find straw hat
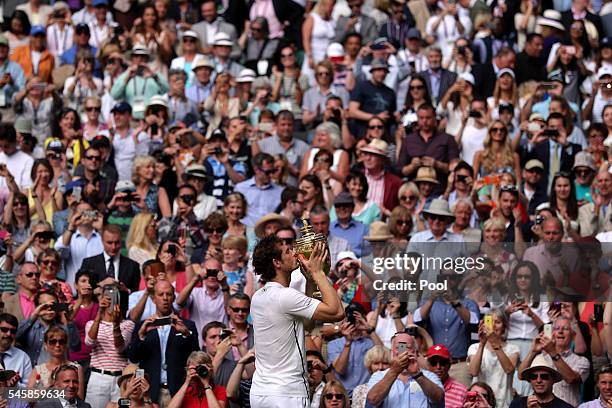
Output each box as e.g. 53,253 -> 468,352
360,139 -> 389,157
364,221 -> 393,241
254,214 -> 291,238
414,167 -> 439,184
520,354 -> 563,383
422,199 -> 454,219
537,10 -> 565,31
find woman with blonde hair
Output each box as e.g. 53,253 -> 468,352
222,235 -> 254,297
203,73 -> 240,136
271,154 -> 290,186
397,182 -> 421,232
472,121 -> 520,183
302,0 -> 336,85
351,346 -> 391,408
487,69 -> 519,125
168,351 -> 227,408
132,156 -> 172,217
223,193 -> 253,239
319,379 -> 349,408
388,205 -> 413,245
126,213 -> 159,266
81,96 -> 109,141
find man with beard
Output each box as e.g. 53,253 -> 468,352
517,317 -> 590,407
37,365 -> 91,407
426,344 -> 467,407
0,313 -> 31,388
511,354 -> 572,408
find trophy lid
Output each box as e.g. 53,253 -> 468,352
296,218 -> 326,245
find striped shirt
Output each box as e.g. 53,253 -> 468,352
444,377 -> 468,408
85,320 -> 135,371
365,169 -> 385,209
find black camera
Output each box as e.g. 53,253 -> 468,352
456,175 -> 468,183
457,45 -> 466,55
167,245 -> 177,257
468,110 -> 482,118
213,147 -> 223,155
535,215 -> 544,225
195,365 -> 209,378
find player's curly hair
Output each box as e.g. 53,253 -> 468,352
252,235 -> 283,283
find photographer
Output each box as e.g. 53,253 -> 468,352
168,351 -> 226,408
105,364 -> 157,408
85,291 -> 135,408
16,288 -> 80,366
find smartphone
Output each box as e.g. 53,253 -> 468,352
118,399 -> 131,406
543,129 -> 559,138
466,391 -> 479,403
150,124 -> 159,135
543,323 -> 553,338
83,210 -> 98,220
36,231 -> 56,241
220,329 -> 232,341
594,304 -> 604,323
205,268 -> 219,279
456,175 -> 468,183
150,316 -> 173,327
515,295 -> 525,303
540,82 -> 557,90
484,314 -> 493,332
551,301 -> 562,312
468,110 -> 482,118
535,215 -> 544,225
397,342 -> 407,354
181,227 -> 190,241
148,262 -> 164,278
52,303 -> 70,313
72,186 -> 82,203
258,122 -> 274,134
135,369 -> 145,379
167,245 -> 177,257
527,122 -> 542,132
0,370 -> 17,382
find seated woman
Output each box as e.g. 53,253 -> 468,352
329,171 -> 381,225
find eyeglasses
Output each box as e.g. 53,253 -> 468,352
324,394 -> 344,401
230,306 -> 249,313
516,274 -> 531,280
0,327 -> 17,335
47,338 -> 67,346
86,155 -> 101,161
396,220 -> 411,226
400,195 -> 416,201
41,260 -> 59,267
491,127 -> 506,133
316,71 -> 331,77
368,125 -> 384,130
281,52 -> 294,58
575,169 -> 592,177
85,106 -> 101,112
13,201 -> 27,207
553,326 -> 572,332
179,195 -> 196,203
205,228 -> 225,234
410,85 -> 424,90
258,168 -> 275,175
24,272 -> 41,278
107,58 -> 119,64
528,373 -> 551,381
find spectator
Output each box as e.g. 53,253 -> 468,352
105,364 -> 157,408
186,57 -> 215,106
192,0 -> 239,57
309,206 -> 352,268
126,280 -> 199,405
3,262 -> 40,322
427,344 -> 468,408
511,354 -> 573,408
0,312 -> 32,388
37,364 -> 91,408
0,34 -> 26,123
351,346 -> 390,408
578,364 -> 612,408
127,260 -> 162,322
579,169 -> 612,235
366,331 -> 444,406
515,33 -> 546,85
11,25 -> 54,83
69,269 -> 98,366
125,213 -> 158,267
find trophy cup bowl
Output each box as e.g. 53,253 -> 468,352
294,219 -> 331,298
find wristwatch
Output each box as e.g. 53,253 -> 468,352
551,354 -> 561,361
412,371 -> 424,380
203,386 -> 213,391
451,301 -> 461,308
334,324 -> 340,334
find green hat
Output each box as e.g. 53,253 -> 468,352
14,117 -> 32,134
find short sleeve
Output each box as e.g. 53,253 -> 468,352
277,287 -> 321,320
467,342 -> 479,358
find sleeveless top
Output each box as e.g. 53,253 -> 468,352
309,13 -> 336,63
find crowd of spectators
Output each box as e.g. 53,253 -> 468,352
0,0 -> 609,406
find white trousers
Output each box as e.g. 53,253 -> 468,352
250,394 -> 309,408
85,370 -> 121,408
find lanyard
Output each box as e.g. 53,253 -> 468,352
53,26 -> 68,55
132,77 -> 148,97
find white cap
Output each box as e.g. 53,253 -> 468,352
597,65 -> 612,80
146,95 -> 168,109
458,72 -> 475,85
236,68 -> 256,83
335,251 -> 358,267
327,42 -> 345,59
213,32 -> 232,46
182,30 -> 199,39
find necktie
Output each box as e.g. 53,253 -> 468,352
107,258 -> 115,278
551,144 -> 560,176
0,352 -> 6,369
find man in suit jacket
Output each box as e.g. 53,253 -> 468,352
471,47 -> 516,99
126,280 -> 199,405
334,0 -> 378,44
192,0 -> 240,60
560,0 -> 604,36
36,364 -> 91,408
3,263 -> 40,323
418,46 -> 457,103
360,139 -> 402,213
81,224 -> 140,294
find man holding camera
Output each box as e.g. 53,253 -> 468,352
367,331 -> 444,407
84,290 -> 135,408
127,280 -> 199,405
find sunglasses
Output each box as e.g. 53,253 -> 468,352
0,327 -> 17,335
410,85 -> 424,90
396,220 -> 411,226
230,306 -> 249,313
47,338 -> 67,346
427,214 -> 448,222
400,195 -> 416,201
86,106 -> 101,112
324,393 -> 344,400
429,358 -> 449,367
575,169 -> 592,177
86,155 -> 101,161
516,274 -> 531,280
368,125 -> 384,130
258,168 -> 275,175
24,272 -> 41,278
528,373 -> 551,381
179,195 -> 196,203
279,237 -> 295,245
491,127 -> 506,133
281,52 -> 294,58
316,71 -> 331,77
13,201 -> 27,207
183,37 -> 196,43
41,260 -> 59,266
205,228 -> 225,234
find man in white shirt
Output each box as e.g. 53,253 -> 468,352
249,236 -> 344,408
0,123 -> 34,190
87,0 -> 112,48
72,0 -> 114,25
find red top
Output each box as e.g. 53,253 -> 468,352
182,384 -> 227,408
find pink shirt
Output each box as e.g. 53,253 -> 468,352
19,292 -> 35,320
365,169 -> 385,209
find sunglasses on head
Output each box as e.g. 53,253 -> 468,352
47,338 -> 67,346
0,327 -> 17,335
528,372 -> 551,381
324,393 -> 344,401
230,306 -> 249,313
555,171 -> 571,178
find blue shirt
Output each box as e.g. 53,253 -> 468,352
327,336 -> 373,395
2,346 -> 32,388
365,368 -> 443,408
186,81 -> 213,105
0,60 -> 25,105
234,177 -> 283,227
413,298 -> 479,358
330,219 -> 369,257
60,45 -> 101,76
157,323 -> 171,383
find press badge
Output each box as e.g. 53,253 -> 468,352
133,98 -> 145,116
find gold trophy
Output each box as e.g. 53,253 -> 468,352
294,219 -> 331,299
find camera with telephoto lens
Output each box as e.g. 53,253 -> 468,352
195,365 -> 209,378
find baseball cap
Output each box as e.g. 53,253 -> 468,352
92,0 -> 108,7
30,25 -> 46,36
497,68 -> 515,79
115,180 -> 136,192
426,344 -> 451,360
75,23 -> 90,34
597,65 -> 612,80
111,102 -> 132,114
407,28 -> 421,40
90,135 -> 111,149
46,140 -> 64,152
326,42 -> 345,62
525,159 -> 544,171
208,128 -> 227,141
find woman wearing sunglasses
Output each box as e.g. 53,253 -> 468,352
473,120 -> 520,185
397,182 -> 420,233
2,188 -> 32,257
468,307 -> 520,408
319,380 -> 349,408
27,326 -> 84,399
81,97 -> 109,141
64,50 -> 103,113
131,155 -> 172,218
37,248 -> 73,303
13,220 -> 52,264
